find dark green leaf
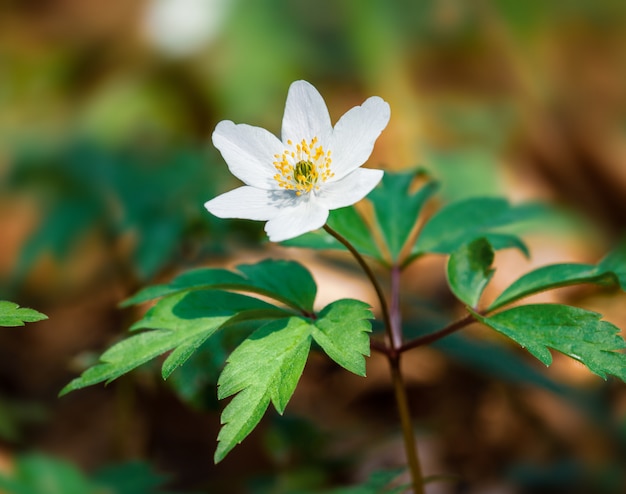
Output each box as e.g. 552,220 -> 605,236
93,461 -> 178,494
447,238 -> 495,307
236,259 -> 317,312
122,259 -> 317,312
0,301 -> 47,327
281,207 -> 382,261
598,241 -> 626,289
412,197 -> 544,258
472,304 -> 626,381
121,269 -> 245,306
483,233 -> 530,258
318,468 -> 407,494
368,171 -> 439,260
489,264 -> 618,311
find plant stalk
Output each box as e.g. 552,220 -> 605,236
322,224 -> 424,492
390,356 -> 424,494
399,313 -> 476,353
323,225 -> 395,353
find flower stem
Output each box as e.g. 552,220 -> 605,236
390,356 -> 424,494
322,224 -> 424,493
322,224 -> 395,354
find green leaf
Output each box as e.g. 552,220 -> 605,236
482,232 -> 530,258
215,299 -> 373,462
597,241 -> 626,289
236,259 -> 317,312
281,206 -> 382,261
310,300 -> 372,376
121,259 -> 317,312
318,468 -> 408,494
447,238 -> 495,307
0,301 -> 47,327
412,197 -> 544,259
0,454 -> 180,494
60,291 -> 285,395
120,268 -> 244,306
0,453 -> 94,494
215,317 -> 312,463
368,171 -> 439,261
472,304 -> 626,381
489,264 -> 618,311
93,461 -> 178,494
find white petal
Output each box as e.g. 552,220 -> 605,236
328,96 -> 390,180
317,168 -> 384,210
212,120 -> 284,189
281,80 -> 332,146
264,198 -> 329,242
205,186 -> 292,220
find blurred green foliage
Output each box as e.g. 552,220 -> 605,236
0,455 -> 181,494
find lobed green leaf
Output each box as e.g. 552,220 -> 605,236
60,291 -> 287,395
447,238 -> 495,307
214,299 -> 373,462
215,317 -> 312,463
0,301 -> 47,327
472,304 -> 626,381
310,299 -> 373,376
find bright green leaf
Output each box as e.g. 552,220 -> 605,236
447,238 -> 495,307
215,298 -> 373,462
412,197 -> 544,259
60,291 -> 285,395
472,304 -> 626,381
0,301 -> 47,327
215,317 -> 312,463
310,299 -> 372,376
369,171 -> 438,260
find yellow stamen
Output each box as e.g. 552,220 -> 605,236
272,137 -> 333,195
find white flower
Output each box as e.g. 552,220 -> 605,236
205,80 -> 390,242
